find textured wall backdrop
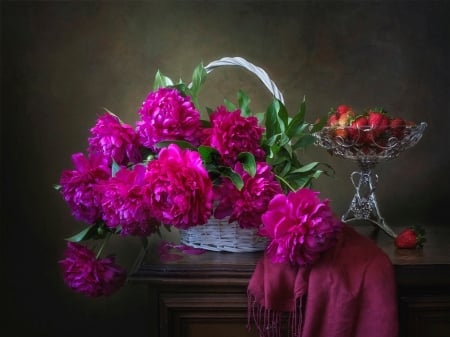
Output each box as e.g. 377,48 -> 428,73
2,1 -> 449,336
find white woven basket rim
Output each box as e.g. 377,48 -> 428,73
179,216 -> 268,253
190,56 -> 284,104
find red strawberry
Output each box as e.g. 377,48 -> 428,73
327,113 -> 339,127
337,110 -> 355,127
367,111 -> 390,142
336,104 -> 352,117
334,127 -> 348,139
389,117 -> 406,139
394,225 -> 426,249
368,111 -> 389,133
348,116 -> 369,144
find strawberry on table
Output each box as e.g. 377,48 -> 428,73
394,225 -> 426,249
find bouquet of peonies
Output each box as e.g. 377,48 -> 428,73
56,57 -> 340,297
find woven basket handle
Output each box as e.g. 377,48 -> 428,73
202,56 -> 285,104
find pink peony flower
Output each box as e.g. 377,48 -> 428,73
97,164 -> 160,236
88,112 -> 142,166
136,87 -> 203,150
144,144 -> 213,229
214,162 -> 282,229
59,153 -> 111,224
206,106 -> 265,165
59,242 -> 127,297
259,188 -> 343,266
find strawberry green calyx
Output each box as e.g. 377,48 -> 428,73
411,225 -> 426,248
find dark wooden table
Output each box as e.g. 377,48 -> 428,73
130,224 -> 450,337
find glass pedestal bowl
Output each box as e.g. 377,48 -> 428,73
314,122 -> 427,238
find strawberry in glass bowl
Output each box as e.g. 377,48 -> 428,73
314,105 -> 427,238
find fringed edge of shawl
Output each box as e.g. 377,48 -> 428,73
247,292 -> 304,337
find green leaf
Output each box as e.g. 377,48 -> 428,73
266,134 -> 279,147
278,160 -> 291,177
292,134 -> 317,150
216,166 -> 244,190
318,162 -> 335,177
289,161 -> 320,174
310,116 -> 327,133
286,112 -> 306,140
237,152 -> 256,177
267,143 -> 282,161
284,170 -> 320,189
255,111 -> 265,124
299,95 -> 307,120
311,169 -> 324,179
190,63 -> 207,96
279,133 -> 291,147
198,145 -> 220,165
237,90 -> 252,117
265,99 -> 281,139
224,98 -> 236,111
276,100 -> 289,132
200,119 -> 211,128
294,123 -> 309,137
155,140 -> 196,150
102,108 -> 123,122
296,177 -> 312,189
66,225 -> 99,242
172,83 -> 190,96
267,148 -> 291,166
153,70 -> 174,90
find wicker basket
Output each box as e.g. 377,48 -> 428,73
179,216 -> 268,252
179,56 -> 284,253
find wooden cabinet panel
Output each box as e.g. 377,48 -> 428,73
130,225 -> 450,337
399,295 -> 450,337
159,293 -> 258,337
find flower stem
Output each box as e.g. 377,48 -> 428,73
275,175 -> 296,193
96,232 -> 112,259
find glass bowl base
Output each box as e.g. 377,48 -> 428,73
342,198 -> 397,238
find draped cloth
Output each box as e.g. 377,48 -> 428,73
247,225 -> 398,337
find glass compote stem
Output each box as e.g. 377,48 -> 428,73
342,159 -> 396,238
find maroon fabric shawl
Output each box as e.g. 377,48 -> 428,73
247,225 -> 398,337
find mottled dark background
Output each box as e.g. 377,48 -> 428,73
1,1 -> 449,336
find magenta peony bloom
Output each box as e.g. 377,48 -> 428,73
88,111 -> 142,166
206,106 -> 265,165
259,188 -> 343,267
214,162 -> 282,229
59,242 -> 127,297
144,144 -> 213,229
59,153 -> 111,224
136,87 -> 203,150
97,164 -> 160,236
